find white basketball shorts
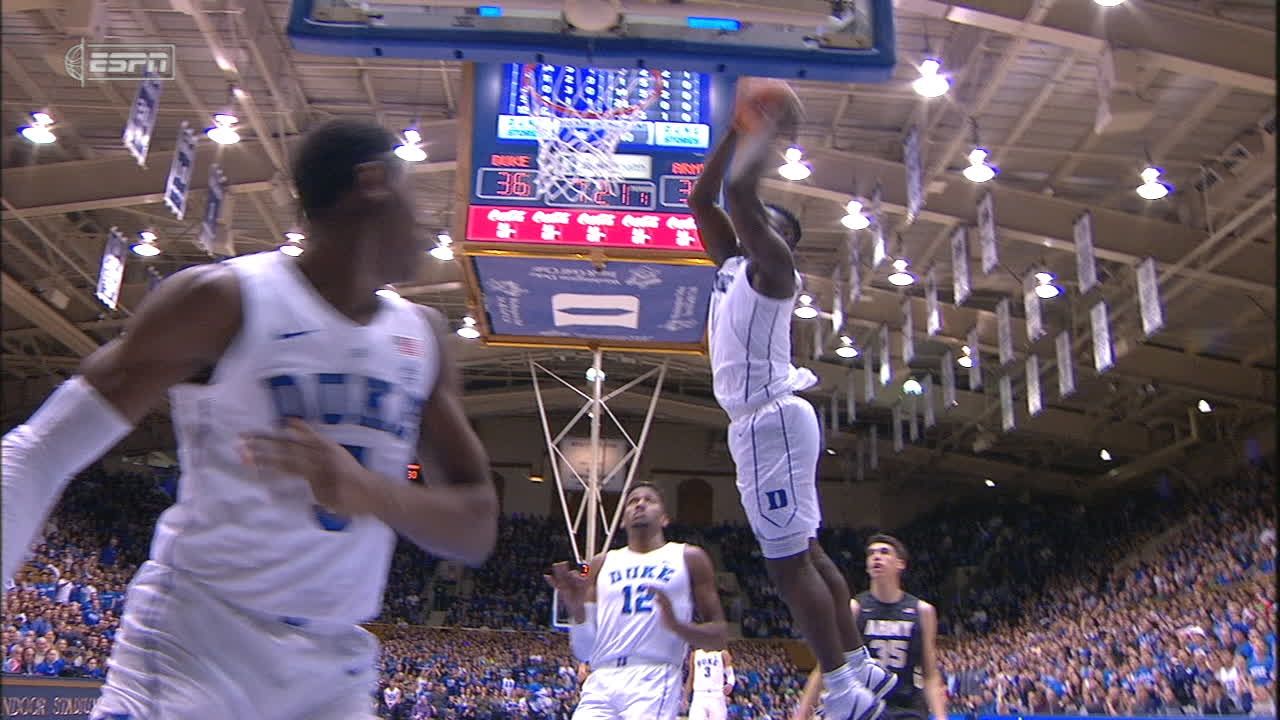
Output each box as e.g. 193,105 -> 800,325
727,394 -> 822,559
573,663 -> 683,720
91,561 -> 379,720
688,691 -> 729,720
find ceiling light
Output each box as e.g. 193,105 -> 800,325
903,378 -> 923,395
1136,167 -> 1171,200
279,242 -> 304,257
206,113 -> 240,145
984,478 -> 996,488
794,293 -> 819,319
841,200 -> 870,230
912,58 -> 950,98
529,474 -> 544,483
887,258 -> 915,286
585,367 -> 606,382
376,286 -> 401,299
778,146 -> 811,181
962,147 -> 997,183
1094,0 -> 1125,6
19,111 -> 56,144
835,335 -> 859,358
285,231 -> 305,243
1033,271 -> 1060,299
1099,449 -> 1112,461
395,128 -> 428,162
131,236 -> 161,257
429,232 -> 455,260
1197,399 -> 1212,414
825,448 -> 837,456
456,316 -> 481,339
957,354 -> 973,368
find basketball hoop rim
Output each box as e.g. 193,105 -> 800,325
521,64 -> 664,120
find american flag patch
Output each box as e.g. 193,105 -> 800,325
393,335 -> 423,358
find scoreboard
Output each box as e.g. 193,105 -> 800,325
465,62 -> 736,252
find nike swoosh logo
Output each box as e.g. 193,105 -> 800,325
276,330 -> 318,340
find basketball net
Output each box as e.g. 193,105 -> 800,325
522,65 -> 663,204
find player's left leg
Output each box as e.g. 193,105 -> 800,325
275,620 -> 381,720
617,664 -> 684,720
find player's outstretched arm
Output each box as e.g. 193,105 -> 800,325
2,264 -> 242,583
723,120 -> 796,300
690,126 -> 740,267
365,306 -> 497,565
920,601 -> 948,720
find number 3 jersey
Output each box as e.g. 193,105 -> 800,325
151,251 -> 438,626
591,542 -> 693,668
855,591 -> 927,711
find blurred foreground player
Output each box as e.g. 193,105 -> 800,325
695,80 -> 894,720
545,483 -> 727,720
794,535 -> 947,720
2,118 -> 498,719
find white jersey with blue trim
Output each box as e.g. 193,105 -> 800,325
591,542 -> 693,668
151,250 -> 437,625
692,649 -> 727,693
707,256 -> 817,420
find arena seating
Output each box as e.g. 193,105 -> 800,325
3,462 -> 1274,719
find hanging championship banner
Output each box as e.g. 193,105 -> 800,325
871,184 -> 887,269
95,227 -> 128,310
908,396 -> 919,442
967,326 -> 983,390
869,426 -> 879,469
830,393 -> 839,433
941,351 -> 957,409
1091,300 -> 1113,372
996,298 -> 1014,366
855,439 -> 865,483
878,323 -> 891,386
1024,274 -> 1044,342
904,127 -> 923,222
811,319 -> 824,362
848,230 -> 863,302
845,369 -> 856,421
951,226 -> 971,306
164,121 -> 196,220
902,299 -> 915,365
979,192 -> 998,275
123,76 -> 162,167
197,163 -> 228,254
1056,329 -> 1076,398
926,268 -> 942,336
1137,257 -> 1165,337
892,404 -> 903,452
832,269 -> 845,335
864,348 -> 876,401
999,375 -> 1015,431
1026,354 -> 1042,417
922,374 -> 936,428
1074,211 -> 1098,294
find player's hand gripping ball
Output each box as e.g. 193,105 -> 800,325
733,79 -> 804,135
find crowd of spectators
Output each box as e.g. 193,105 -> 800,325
2,459 -> 1275,719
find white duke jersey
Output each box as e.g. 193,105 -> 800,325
707,256 -> 817,420
151,251 -> 437,625
591,542 -> 693,668
692,649 -> 727,693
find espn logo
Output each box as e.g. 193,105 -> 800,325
65,41 -> 176,85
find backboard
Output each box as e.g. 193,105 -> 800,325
288,0 -> 895,82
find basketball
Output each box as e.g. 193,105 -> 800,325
733,79 -> 803,134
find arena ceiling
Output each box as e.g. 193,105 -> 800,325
1,0 -> 1275,495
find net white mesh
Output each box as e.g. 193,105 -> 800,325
522,65 -> 662,205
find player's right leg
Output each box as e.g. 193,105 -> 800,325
728,397 -> 883,720
572,669 -> 621,720
810,540 -> 897,700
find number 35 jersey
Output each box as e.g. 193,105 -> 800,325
855,591 -> 927,711
152,250 -> 437,626
591,542 -> 693,668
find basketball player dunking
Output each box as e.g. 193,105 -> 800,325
684,647 -> 735,720
794,535 -> 947,720
694,86 -> 894,720
1,119 -> 499,719
545,483 -> 727,720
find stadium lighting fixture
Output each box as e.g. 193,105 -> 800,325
778,147 -> 812,181
456,316 -> 481,339
1136,167 -> 1171,200
794,294 -> 819,319
912,59 -> 950,98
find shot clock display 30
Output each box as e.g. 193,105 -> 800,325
466,62 -> 735,251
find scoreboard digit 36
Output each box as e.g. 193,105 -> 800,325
459,62 -> 737,352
